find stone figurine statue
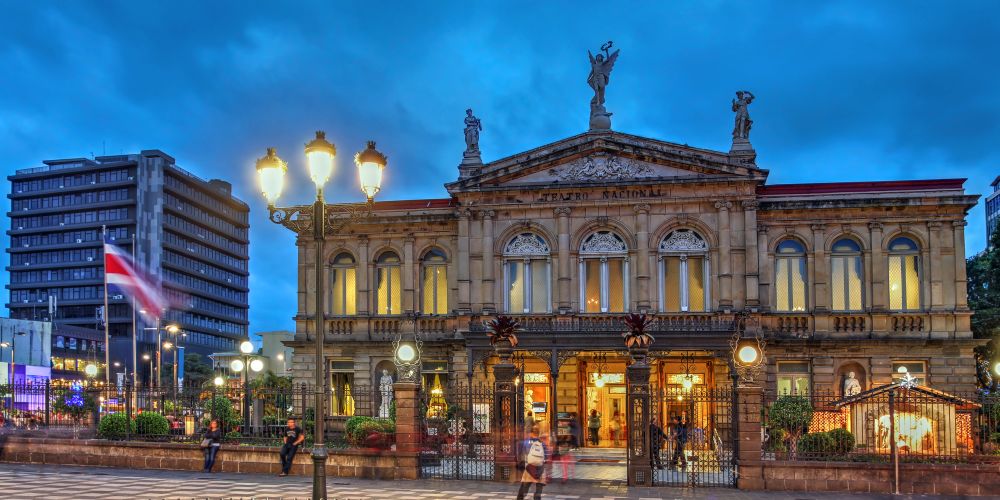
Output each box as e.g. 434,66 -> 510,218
731,90 -> 755,140
587,41 -> 620,130
463,109 -> 482,153
378,369 -> 394,418
843,371 -> 861,397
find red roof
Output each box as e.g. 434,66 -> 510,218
758,179 -> 966,196
372,198 -> 456,210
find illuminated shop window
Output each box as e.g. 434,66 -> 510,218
579,231 -> 628,313
329,253 -> 357,315
888,237 -> 921,311
658,229 -> 709,312
775,239 -> 807,312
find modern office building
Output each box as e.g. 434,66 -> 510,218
986,176 -> 1000,245
6,150 -> 250,382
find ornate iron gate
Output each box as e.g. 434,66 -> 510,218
418,382 -> 496,480
650,386 -> 736,487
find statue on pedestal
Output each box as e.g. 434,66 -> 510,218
463,109 -> 482,154
587,41 -> 620,130
843,371 -> 861,397
378,369 -> 394,418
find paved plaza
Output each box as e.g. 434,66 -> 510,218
0,463 -> 969,500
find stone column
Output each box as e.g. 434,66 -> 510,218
457,209 -> 472,314
634,204 -> 651,311
810,224 -> 827,313
757,226 -> 770,311
625,353 -> 651,485
869,222 -> 886,311
393,381 -> 421,479
954,221 -> 969,310
555,207 -> 572,313
928,221 -> 944,310
736,384 -> 764,490
743,200 -> 760,308
403,234 -> 415,314
481,210 -> 496,314
492,344 -> 518,481
357,236 -> 370,315
716,201 -> 733,309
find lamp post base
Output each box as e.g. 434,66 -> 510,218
311,444 -> 328,499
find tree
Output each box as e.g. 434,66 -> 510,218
767,395 -> 813,460
967,228 -> 1000,391
160,352 -> 213,388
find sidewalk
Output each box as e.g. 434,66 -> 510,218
0,463 -> 967,499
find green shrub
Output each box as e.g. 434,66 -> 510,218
827,428 -> 856,454
765,428 -> 787,452
98,413 -> 133,439
345,416 -> 370,441
134,412 -> 169,436
225,430 -> 242,439
346,416 -> 395,445
797,432 -> 835,455
768,395 -> 813,459
202,395 -> 241,432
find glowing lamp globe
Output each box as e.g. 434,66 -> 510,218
84,364 -> 98,377
595,376 -> 606,388
355,141 -> 387,200
682,378 -> 694,391
897,366 -> 908,374
737,345 -> 759,365
305,131 -> 336,188
249,359 -> 265,373
230,359 -> 245,373
213,376 -> 225,387
239,340 -> 255,354
255,147 -> 287,206
396,344 -> 416,363
994,362 -> 1000,377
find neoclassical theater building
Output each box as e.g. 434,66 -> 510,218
283,97 -> 978,445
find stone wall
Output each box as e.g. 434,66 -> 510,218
0,437 -> 418,480
760,460 -> 1000,496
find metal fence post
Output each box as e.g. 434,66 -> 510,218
125,383 -> 132,441
44,380 -> 50,427
889,389 -> 898,495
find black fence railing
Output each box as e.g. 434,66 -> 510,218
761,388 -> 1000,463
0,381 -> 394,450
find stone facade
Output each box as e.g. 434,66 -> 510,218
282,129 -> 980,414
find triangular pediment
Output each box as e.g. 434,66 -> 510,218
446,130 -> 766,194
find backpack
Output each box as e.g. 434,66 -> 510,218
525,439 -> 545,466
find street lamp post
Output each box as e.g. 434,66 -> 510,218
255,132 -> 386,499
142,353 -> 153,386
232,340 -> 263,436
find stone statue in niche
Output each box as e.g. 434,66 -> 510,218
379,369 -> 394,418
843,371 -> 862,397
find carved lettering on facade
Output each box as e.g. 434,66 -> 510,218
537,188 -> 664,203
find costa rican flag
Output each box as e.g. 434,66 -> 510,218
104,236 -> 167,316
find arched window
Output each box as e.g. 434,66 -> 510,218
831,238 -> 863,311
775,239 -> 807,312
888,236 -> 920,311
579,231 -> 628,313
421,248 -> 448,315
375,251 -> 401,315
503,233 -> 551,314
658,229 -> 709,312
329,252 -> 356,315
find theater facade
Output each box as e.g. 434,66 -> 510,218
282,119 -> 978,445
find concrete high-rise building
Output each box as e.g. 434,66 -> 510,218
6,150 -> 249,382
986,176 -> 1000,246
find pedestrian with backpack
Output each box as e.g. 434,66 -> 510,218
516,428 -> 548,500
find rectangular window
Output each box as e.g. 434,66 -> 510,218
663,257 -> 681,312
530,260 -> 548,313
422,265 -> 447,315
584,260 -> 601,313
376,266 -> 401,315
607,259 -> 624,312
891,361 -> 926,385
889,255 -> 920,311
776,361 -> 810,395
507,261 -> 525,313
687,256 -> 705,312
775,257 -> 807,312
330,267 -> 356,315
831,256 -> 863,311
330,370 -> 355,417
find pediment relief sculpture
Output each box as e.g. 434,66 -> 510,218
550,155 -> 654,182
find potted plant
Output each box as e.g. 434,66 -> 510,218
622,313 -> 655,360
485,315 -> 520,358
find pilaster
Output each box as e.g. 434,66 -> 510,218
928,221 -> 944,311
555,207 -> 572,313
743,200 -> 760,308
457,209 -> 472,314
810,223 -> 828,313
481,210 -> 496,314
869,222 -> 886,311
736,385 -> 764,490
634,204 -> 651,311
625,357 -> 652,486
403,234 -> 415,314
953,220 -> 969,310
716,201 -> 733,309
357,236 -> 369,315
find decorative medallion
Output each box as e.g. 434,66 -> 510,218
659,229 -> 708,253
504,233 -> 550,256
550,155 -> 654,181
580,231 -> 627,254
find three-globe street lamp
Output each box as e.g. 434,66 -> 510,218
255,132 -> 386,500
230,340 -> 264,435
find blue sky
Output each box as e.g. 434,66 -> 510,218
2,1 -> 998,334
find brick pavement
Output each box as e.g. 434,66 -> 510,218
0,463 -> 966,499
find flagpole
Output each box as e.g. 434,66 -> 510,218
131,235 -> 138,388
102,225 -> 110,386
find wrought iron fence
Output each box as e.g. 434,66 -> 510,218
0,381 -> 393,450
419,382 -> 496,480
649,386 -> 736,487
761,388 -> 1000,463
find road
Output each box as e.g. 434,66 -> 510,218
0,463 -> 964,499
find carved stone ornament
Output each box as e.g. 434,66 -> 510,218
504,233 -> 550,256
550,155 -> 654,182
580,231 -> 627,254
659,229 -> 708,253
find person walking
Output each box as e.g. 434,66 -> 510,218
201,419 -> 222,473
609,411 -> 622,447
516,428 -> 548,500
587,409 -> 601,446
278,418 -> 305,477
668,415 -> 688,470
567,416 -> 580,449
649,417 -> 666,470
